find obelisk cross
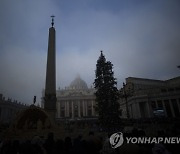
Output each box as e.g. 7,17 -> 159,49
51,15 -> 55,27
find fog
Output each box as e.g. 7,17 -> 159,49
0,0 -> 179,104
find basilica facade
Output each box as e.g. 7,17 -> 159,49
42,75 -> 180,120
56,76 -> 97,120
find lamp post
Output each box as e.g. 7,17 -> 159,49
123,83 -> 130,118
119,82 -> 134,119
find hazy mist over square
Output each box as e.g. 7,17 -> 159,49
0,0 -> 179,104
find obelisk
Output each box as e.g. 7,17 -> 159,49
44,16 -> 56,120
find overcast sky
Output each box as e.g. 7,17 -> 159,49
0,0 -> 180,105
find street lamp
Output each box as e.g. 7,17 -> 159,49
119,82 -> 134,119
123,82 -> 130,118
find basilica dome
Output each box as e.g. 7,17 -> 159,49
69,75 -> 88,90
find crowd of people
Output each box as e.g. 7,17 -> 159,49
0,132 -> 101,154
0,128 -> 179,154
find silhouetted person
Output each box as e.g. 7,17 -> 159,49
0,140 -> 12,154
86,131 -> 102,154
11,140 -> 20,154
152,144 -> 171,154
31,135 -> 45,154
44,132 -> 55,154
64,137 -> 73,154
19,140 -> 33,154
73,135 -> 84,154
55,139 -> 65,154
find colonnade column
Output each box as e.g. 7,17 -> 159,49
91,100 -> 94,116
78,101 -> 81,117
169,100 -> 175,117
85,101 -> 88,116
72,101 -> 74,118
146,101 -> 151,118
136,102 -> 141,118
83,100 -> 85,117
58,102 -> 60,118
177,99 -> 180,114
67,101 -> 69,117
65,101 -> 67,117
162,101 -> 167,116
